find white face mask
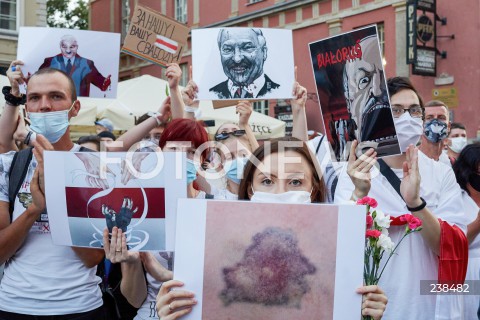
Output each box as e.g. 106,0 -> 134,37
449,137 -> 467,153
250,190 -> 312,203
394,112 -> 423,152
28,102 -> 75,143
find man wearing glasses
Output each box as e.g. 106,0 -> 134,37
209,28 -> 280,99
335,77 -> 468,320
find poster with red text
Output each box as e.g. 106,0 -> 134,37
309,25 -> 400,161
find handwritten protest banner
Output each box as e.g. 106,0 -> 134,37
122,4 -> 189,67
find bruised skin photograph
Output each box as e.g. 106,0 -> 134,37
202,202 -> 338,320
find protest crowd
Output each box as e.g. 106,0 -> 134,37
0,26 -> 478,320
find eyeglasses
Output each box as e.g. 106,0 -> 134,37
391,105 -> 424,118
214,130 -> 246,141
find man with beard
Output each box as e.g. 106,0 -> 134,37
343,35 -> 399,156
210,28 -> 280,99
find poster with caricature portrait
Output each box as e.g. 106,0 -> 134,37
44,151 -> 186,251
17,27 -> 120,98
193,28 -> 295,101
309,25 -> 401,161
174,200 -> 365,320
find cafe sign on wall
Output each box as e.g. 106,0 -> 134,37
406,0 -> 438,76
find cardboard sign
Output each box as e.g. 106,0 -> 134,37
122,4 -> 190,67
174,200 -> 365,320
309,25 -> 401,161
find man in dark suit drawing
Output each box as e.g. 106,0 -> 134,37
39,35 -> 111,97
209,28 -> 280,99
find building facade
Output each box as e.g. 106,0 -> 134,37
90,0 -> 479,138
0,0 -> 47,75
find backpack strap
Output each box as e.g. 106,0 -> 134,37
377,158 -> 404,201
8,147 -> 34,222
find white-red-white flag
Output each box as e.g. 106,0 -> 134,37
155,35 -> 178,54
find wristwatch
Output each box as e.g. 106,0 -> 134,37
2,86 -> 26,107
147,111 -> 164,127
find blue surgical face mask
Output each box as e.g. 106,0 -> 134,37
28,101 -> 75,143
224,157 -> 248,184
186,158 -> 198,184
424,119 -> 448,143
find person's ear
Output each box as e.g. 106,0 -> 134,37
70,100 -> 81,118
263,46 -> 268,61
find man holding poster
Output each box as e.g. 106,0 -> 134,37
0,65 -> 105,318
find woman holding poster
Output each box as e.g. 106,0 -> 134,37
155,137 -> 388,320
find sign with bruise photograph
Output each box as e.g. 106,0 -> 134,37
122,3 -> 189,67
193,28 -> 295,101
309,25 -> 401,161
174,200 -> 365,320
44,151 -> 186,251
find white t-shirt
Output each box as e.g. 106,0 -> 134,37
462,191 -> 480,319
0,147 -> 102,315
334,151 -> 469,320
307,135 -> 340,203
134,252 -> 173,320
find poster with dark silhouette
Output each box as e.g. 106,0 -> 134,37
309,25 -> 400,161
44,151 -> 186,251
174,200 -> 365,320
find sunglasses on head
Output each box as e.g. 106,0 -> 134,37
214,130 -> 246,141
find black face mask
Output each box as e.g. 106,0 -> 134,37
470,173 -> 480,192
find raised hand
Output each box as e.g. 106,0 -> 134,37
6,60 -> 26,96
400,145 -> 422,208
103,227 -> 140,264
236,100 -> 253,127
347,140 -> 377,199
165,63 -> 182,89
181,66 -> 199,106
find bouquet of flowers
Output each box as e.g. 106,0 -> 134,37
357,197 -> 423,320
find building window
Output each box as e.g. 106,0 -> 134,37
253,100 -> 269,115
248,0 -> 264,4
0,0 -> 17,32
121,0 -> 131,42
180,63 -> 188,87
175,0 -> 187,24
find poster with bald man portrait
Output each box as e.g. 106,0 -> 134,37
193,28 -> 295,101
309,25 -> 401,161
17,27 -> 120,98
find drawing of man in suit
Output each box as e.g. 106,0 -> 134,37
209,28 -> 280,99
39,35 -> 111,97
